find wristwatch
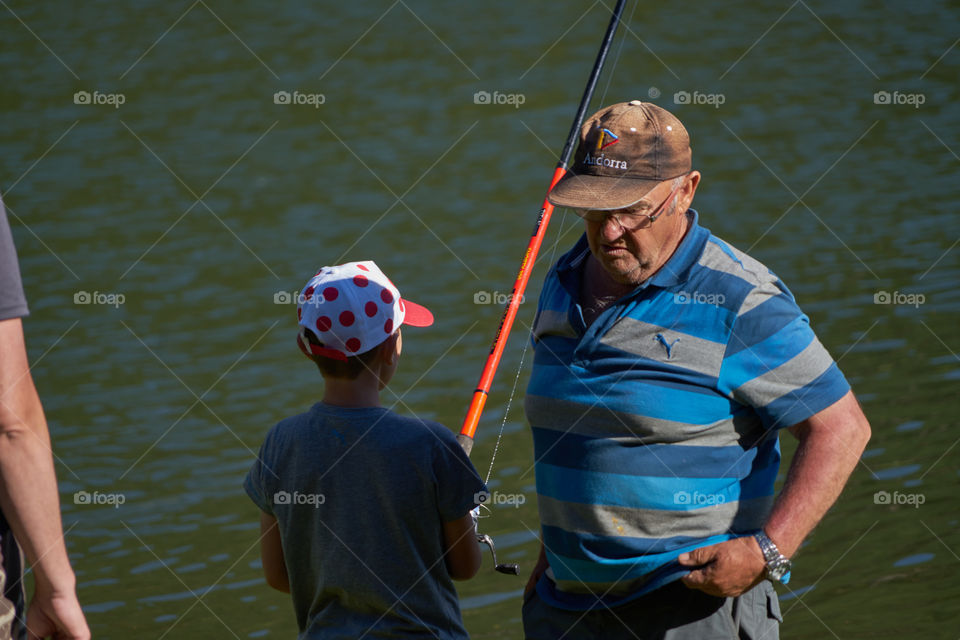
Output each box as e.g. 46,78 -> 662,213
754,531 -> 792,584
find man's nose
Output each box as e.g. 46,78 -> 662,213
599,215 -> 623,241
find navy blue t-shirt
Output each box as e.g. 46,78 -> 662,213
245,403 -> 485,639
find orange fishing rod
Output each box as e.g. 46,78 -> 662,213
458,0 -> 628,456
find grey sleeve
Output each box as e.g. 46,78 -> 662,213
0,198 -> 29,320
432,427 -> 486,522
244,440 -> 275,516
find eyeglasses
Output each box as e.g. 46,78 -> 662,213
574,181 -> 683,231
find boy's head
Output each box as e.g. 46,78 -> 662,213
295,261 -> 433,379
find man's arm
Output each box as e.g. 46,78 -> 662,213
766,390 -> 871,557
679,390 -> 871,596
259,512 -> 290,592
0,317 -> 89,639
524,542 -> 549,596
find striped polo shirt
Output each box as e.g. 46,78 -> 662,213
525,209 -> 850,611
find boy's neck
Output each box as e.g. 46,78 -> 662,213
321,371 -> 383,408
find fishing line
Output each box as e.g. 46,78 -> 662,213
482,209 -> 579,485
598,0 -> 638,106
483,344 -> 527,485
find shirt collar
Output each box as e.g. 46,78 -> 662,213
556,208 -> 709,292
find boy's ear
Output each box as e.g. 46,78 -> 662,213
379,331 -> 400,366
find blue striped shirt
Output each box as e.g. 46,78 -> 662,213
524,210 -> 849,610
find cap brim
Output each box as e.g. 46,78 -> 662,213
296,332 -> 347,362
547,173 -> 661,211
401,299 -> 434,327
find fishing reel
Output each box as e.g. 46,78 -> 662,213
477,533 -> 520,575
473,504 -> 520,575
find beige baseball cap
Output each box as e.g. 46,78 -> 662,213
547,100 -> 692,211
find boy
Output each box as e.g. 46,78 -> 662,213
245,261 -> 485,639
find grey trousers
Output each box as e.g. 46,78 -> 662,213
522,579 -> 782,640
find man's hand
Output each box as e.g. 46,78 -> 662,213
524,543 -> 549,597
25,589 -> 90,640
678,536 -> 766,597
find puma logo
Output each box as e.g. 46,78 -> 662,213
655,333 -> 680,359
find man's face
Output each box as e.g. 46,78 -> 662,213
581,173 -> 699,286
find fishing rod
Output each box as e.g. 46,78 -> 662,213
458,0 -> 627,454
460,0 -> 628,575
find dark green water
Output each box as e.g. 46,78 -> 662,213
2,1 -> 958,637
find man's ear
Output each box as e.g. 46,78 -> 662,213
682,170 -> 701,208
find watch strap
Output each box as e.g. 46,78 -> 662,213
754,532 -> 792,584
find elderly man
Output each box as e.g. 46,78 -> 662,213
521,101 -> 871,639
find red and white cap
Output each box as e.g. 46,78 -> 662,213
295,260 -> 434,362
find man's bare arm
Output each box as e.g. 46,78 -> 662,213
680,390 -> 871,596
766,390 -> 871,557
0,317 -> 89,638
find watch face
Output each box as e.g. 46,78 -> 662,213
768,558 -> 792,581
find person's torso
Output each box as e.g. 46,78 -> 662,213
264,404 -> 469,639
524,223 -> 785,608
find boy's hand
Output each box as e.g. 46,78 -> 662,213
470,507 -> 480,537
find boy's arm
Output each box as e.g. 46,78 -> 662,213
442,511 -> 481,581
259,512 -> 290,592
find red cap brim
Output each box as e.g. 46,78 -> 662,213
401,299 -> 434,327
296,333 -> 348,362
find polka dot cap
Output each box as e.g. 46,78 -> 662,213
296,260 -> 434,361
